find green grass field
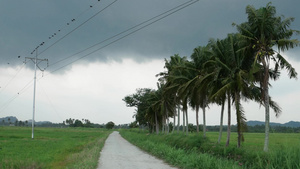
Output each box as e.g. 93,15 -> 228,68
120,129 -> 300,169
207,132 -> 300,152
1,127 -> 299,168
0,127 -> 112,169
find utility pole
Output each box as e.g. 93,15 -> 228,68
25,44 -> 48,139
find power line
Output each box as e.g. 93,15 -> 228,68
0,1 -> 106,104
48,0 -> 199,74
0,71 -> 44,114
0,62 -> 26,95
0,78 -> 33,113
48,0 -> 197,68
0,0 -> 199,118
37,80 -> 65,122
37,0 -> 118,57
29,0 -> 104,57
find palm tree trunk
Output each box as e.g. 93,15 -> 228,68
166,116 -> 170,134
262,58 -> 270,152
235,92 -> 241,148
182,107 -> 185,133
177,106 -> 180,133
226,92 -> 231,147
185,109 -> 189,135
152,124 -> 154,133
202,107 -> 206,138
155,111 -> 159,135
264,87 -> 270,152
173,111 -> 176,133
162,116 -> 165,134
218,100 -> 225,144
196,106 -> 199,134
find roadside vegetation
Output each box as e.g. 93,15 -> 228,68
120,129 -> 300,169
0,127 -> 111,169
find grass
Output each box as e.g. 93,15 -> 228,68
119,129 -> 300,169
0,127 -> 112,169
120,129 -> 241,169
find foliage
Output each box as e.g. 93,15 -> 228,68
0,127 -> 111,168
120,129 -> 300,169
105,121 -> 115,129
123,88 -> 154,127
64,118 -> 95,128
234,2 -> 299,152
129,121 -> 138,128
122,2 -> 299,151
120,129 -> 241,169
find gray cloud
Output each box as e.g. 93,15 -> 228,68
1,0 -> 299,71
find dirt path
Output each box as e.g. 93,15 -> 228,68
97,131 -> 177,169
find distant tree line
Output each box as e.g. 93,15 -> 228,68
1,119 -> 29,126
64,118 -> 104,128
1,116 -> 130,129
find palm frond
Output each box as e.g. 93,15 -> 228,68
276,52 -> 298,79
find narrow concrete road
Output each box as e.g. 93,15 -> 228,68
97,131 -> 177,169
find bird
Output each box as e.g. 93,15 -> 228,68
18,56 -> 20,58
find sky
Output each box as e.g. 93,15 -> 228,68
0,0 -> 299,125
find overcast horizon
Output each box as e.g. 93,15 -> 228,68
1,0 -> 299,125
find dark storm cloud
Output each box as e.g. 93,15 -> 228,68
1,0 -> 299,70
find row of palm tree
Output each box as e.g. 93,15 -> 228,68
123,3 -> 299,152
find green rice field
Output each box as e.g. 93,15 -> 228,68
0,127 -> 111,169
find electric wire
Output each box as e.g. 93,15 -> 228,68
37,80 -> 65,122
0,62 -> 26,95
37,0 -> 118,57
0,72 -> 43,113
0,1 -> 107,111
0,0 -> 199,119
48,0 -> 197,68
48,0 -> 199,74
30,0 -> 103,55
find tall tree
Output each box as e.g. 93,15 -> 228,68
123,88 -> 154,128
208,34 -> 253,147
234,2 -> 299,151
179,46 -> 211,136
157,54 -> 190,133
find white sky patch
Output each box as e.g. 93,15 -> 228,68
0,58 -> 165,124
0,55 -> 300,125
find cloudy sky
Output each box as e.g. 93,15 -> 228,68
0,0 -> 299,125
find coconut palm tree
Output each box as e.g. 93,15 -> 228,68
207,33 -> 254,147
179,46 -> 212,137
157,54 -> 190,134
168,60 -> 196,135
234,2 -> 299,151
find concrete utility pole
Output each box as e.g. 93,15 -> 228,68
25,46 -> 48,139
